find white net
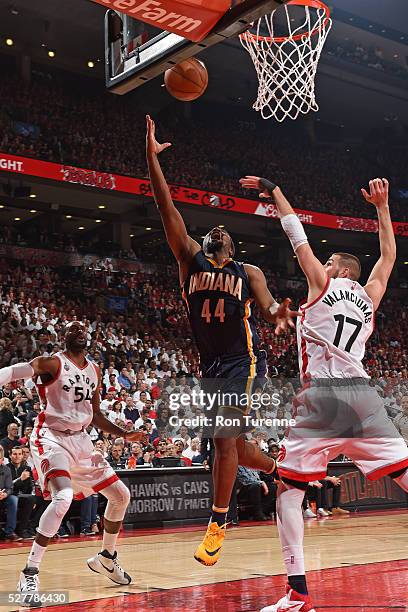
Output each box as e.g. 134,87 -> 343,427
240,0 -> 332,122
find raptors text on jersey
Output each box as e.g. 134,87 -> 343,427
35,352 -> 99,431
298,277 -> 374,381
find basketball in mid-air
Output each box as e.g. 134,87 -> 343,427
164,58 -> 208,102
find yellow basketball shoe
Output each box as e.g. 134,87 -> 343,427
194,522 -> 227,566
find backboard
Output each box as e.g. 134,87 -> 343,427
104,0 -> 291,94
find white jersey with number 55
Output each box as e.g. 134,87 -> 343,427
297,277 -> 374,382
35,352 -> 99,431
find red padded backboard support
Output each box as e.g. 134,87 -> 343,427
92,0 -> 231,42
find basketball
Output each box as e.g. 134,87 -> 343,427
164,58 -> 208,102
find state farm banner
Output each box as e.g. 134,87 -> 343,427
91,0 -> 231,42
1,152 -> 407,237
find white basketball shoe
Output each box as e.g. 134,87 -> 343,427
17,566 -> 41,608
87,549 -> 132,585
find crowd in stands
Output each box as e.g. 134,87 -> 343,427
0,252 -> 406,539
326,40 -> 408,80
0,222 -> 138,261
1,67 -> 408,222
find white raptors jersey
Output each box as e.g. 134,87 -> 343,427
297,277 -> 374,382
35,352 -> 99,431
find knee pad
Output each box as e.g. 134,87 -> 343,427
37,487 -> 73,538
103,480 -> 130,522
52,487 -> 74,519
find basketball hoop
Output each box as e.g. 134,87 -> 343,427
239,0 -> 332,122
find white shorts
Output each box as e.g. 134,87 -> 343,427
278,382 -> 408,482
30,426 -> 119,500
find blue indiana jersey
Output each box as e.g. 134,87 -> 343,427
182,250 -> 261,363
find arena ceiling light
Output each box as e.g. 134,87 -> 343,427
259,244 -> 265,248
29,209 -> 37,213
78,226 -> 85,230
87,61 -> 95,68
98,205 -> 106,209
145,227 -> 152,231
14,217 -> 21,221
241,250 -> 247,253
29,193 -> 36,198
130,234 -> 135,238
5,38 -> 14,46
238,241 -> 243,245
48,50 -> 56,58
65,215 -> 72,219
0,205 -> 4,209
321,239 -> 327,243
95,219 -> 102,223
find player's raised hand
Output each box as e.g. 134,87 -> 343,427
361,178 -> 389,209
146,114 -> 171,156
239,176 -> 276,199
274,298 -> 301,336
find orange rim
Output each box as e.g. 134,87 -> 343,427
239,0 -> 331,44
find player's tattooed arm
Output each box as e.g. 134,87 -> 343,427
240,175 -> 327,301
146,115 -> 200,279
244,264 -> 300,335
362,178 -> 395,311
91,367 -> 147,443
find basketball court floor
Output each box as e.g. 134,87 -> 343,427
1,510 -> 407,611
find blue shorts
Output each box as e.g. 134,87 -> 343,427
200,350 -> 268,436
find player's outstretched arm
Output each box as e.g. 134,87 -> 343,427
91,367 -> 147,443
244,264 -> 300,334
362,178 -> 395,311
240,175 -> 327,301
146,115 -> 200,275
0,356 -> 59,387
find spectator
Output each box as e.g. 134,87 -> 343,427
94,439 -> 109,458
0,444 -> 21,541
0,423 -> 21,459
126,442 -> 144,468
8,446 -> 35,539
237,465 -> 269,521
19,426 -> 33,446
173,439 -> 192,466
182,437 -> 201,462
107,443 -> 127,470
323,476 -> 350,516
107,400 -> 126,424
123,397 -> 140,424
0,398 -> 19,439
80,494 -> 99,537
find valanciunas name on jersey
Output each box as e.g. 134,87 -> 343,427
188,271 -> 243,300
322,288 -> 372,324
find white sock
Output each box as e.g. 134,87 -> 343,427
277,484 -> 306,577
27,541 -> 47,569
102,531 -> 119,555
394,470 -> 408,492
